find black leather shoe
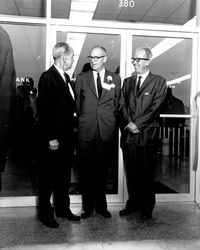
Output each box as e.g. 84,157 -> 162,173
39,216 -> 59,228
81,212 -> 92,219
56,211 -> 81,221
96,210 -> 112,218
119,208 -> 133,216
119,207 -> 139,216
140,213 -> 152,220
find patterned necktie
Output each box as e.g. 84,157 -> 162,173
136,76 -> 142,93
97,72 -> 102,99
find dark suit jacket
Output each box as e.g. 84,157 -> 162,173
75,69 -> 121,142
37,65 -> 75,147
0,26 -> 16,171
119,72 -> 167,146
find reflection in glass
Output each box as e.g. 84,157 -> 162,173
161,87 -> 185,115
132,36 -> 192,114
0,24 -> 46,197
57,32 -> 120,78
130,35 -> 192,194
155,118 -> 190,194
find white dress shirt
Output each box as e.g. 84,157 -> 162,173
137,70 -> 149,88
54,64 -> 75,99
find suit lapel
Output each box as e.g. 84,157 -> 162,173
129,75 -> 137,95
137,72 -> 153,93
86,70 -> 114,100
100,70 -> 110,100
127,76 -> 137,103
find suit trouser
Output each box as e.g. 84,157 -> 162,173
79,133 -> 112,213
122,144 -> 156,214
38,142 -> 72,217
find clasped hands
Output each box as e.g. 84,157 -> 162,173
49,139 -> 59,151
125,122 -> 140,134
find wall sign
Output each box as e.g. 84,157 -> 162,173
119,0 -> 135,8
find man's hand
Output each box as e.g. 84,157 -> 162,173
49,139 -> 59,151
125,122 -> 140,134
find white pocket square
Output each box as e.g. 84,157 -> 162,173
144,92 -> 150,95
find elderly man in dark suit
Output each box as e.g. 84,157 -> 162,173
118,47 -> 167,220
0,26 -> 16,188
37,42 -> 80,228
75,46 -> 121,219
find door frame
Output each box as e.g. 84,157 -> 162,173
50,25 -> 127,204
0,19 -> 199,207
126,29 -> 198,202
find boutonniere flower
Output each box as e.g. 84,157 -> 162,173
102,75 -> 115,90
107,76 -> 113,82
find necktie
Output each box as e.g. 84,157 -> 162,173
136,76 -> 142,93
64,72 -> 70,84
97,72 -> 102,99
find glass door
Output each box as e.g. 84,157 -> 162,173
126,30 -> 198,202
0,22 -> 198,207
50,25 -> 127,204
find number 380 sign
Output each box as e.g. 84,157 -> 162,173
119,0 -> 135,7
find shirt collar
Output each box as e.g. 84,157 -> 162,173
54,64 -> 65,80
137,70 -> 149,81
93,68 -> 105,78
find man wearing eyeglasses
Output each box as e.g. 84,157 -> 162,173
75,46 -> 121,219
118,47 -> 167,220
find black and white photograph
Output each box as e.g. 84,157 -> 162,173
0,0 -> 199,249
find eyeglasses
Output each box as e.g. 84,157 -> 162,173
131,57 -> 149,63
88,56 -> 105,62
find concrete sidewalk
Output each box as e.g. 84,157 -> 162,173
1,203 -> 200,250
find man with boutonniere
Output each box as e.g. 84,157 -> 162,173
75,46 -> 121,219
118,47 -> 167,220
